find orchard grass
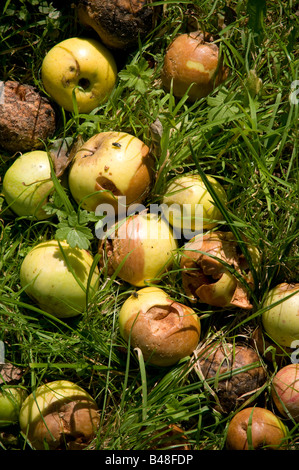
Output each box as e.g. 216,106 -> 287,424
0,0 -> 298,451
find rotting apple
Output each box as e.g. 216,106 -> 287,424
19,380 -> 100,450
272,364 -> 299,422
20,240 -> 99,319
2,150 -> 54,220
162,173 -> 227,236
99,212 -> 178,287
68,131 -> 153,213
262,283 -> 299,348
118,286 -> 201,367
161,31 -> 228,102
0,386 -> 28,428
226,406 -> 288,450
180,231 -> 259,309
41,37 -> 117,113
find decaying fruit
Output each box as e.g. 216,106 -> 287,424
68,131 -> 153,213
226,406 -> 288,450
180,231 -> 259,309
77,0 -> 160,50
161,31 -> 228,102
19,380 -> 100,450
118,286 -> 201,367
196,341 -> 266,413
20,240 -> 99,318
99,212 -> 178,286
272,364 -> 299,422
0,80 -> 55,153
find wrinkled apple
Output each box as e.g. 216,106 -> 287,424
99,212 -> 178,286
262,283 -> 299,348
20,240 -> 99,318
2,150 -> 54,220
272,364 -> 299,422
0,386 -> 28,428
68,131 -> 153,213
118,286 -> 201,367
42,37 -> 117,113
19,380 -> 100,450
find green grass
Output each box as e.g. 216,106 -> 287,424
0,0 -> 298,451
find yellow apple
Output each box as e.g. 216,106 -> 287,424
2,150 -> 53,220
41,37 -> 117,113
0,386 -> 28,428
68,131 -> 153,213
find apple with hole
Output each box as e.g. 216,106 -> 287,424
19,380 -> 100,450
0,386 -> 28,428
2,150 -> 54,220
272,364 -> 299,422
226,406 -> 288,450
99,212 -> 178,287
118,286 -> 201,367
20,240 -> 99,318
41,37 -> 117,113
162,173 -> 227,236
262,283 -> 299,347
68,131 -> 153,213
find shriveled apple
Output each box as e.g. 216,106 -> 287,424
118,286 -> 201,367
272,364 -> 299,422
180,231 -> 259,309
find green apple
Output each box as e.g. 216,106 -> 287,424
68,131 -> 153,213
19,380 -> 100,450
41,37 -> 117,113
99,212 -> 178,287
20,240 -> 99,318
0,386 -> 28,428
118,286 -> 201,367
162,174 -> 227,235
226,406 -> 288,450
272,364 -> 299,421
2,150 -> 53,220
262,283 -> 299,347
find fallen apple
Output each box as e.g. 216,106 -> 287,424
180,231 -> 259,309
41,37 -> 117,113
68,131 -> 153,213
162,173 -> 227,236
2,150 -> 54,220
118,286 -> 201,367
272,364 -> 299,422
20,240 -> 99,318
226,406 -> 288,450
262,283 -> 299,348
0,386 -> 28,428
19,380 -> 100,450
161,31 -> 228,102
99,212 -> 178,286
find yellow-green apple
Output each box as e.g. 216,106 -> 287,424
19,380 -> 100,450
41,37 -> 117,113
272,364 -> 299,422
99,212 -> 178,286
162,173 -> 227,235
20,240 -> 99,318
161,31 -> 228,102
0,386 -> 28,428
180,231 -> 259,309
226,406 -> 288,450
118,286 -> 201,367
2,150 -> 53,220
68,131 -> 153,213
262,283 -> 299,347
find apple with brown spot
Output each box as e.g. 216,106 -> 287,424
272,364 -> 299,422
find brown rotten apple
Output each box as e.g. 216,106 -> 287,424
180,231 -> 259,309
68,131 -> 153,213
226,406 -> 288,450
99,212 -> 178,286
161,31 -> 228,102
118,286 -> 201,367
196,341 -> 267,413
